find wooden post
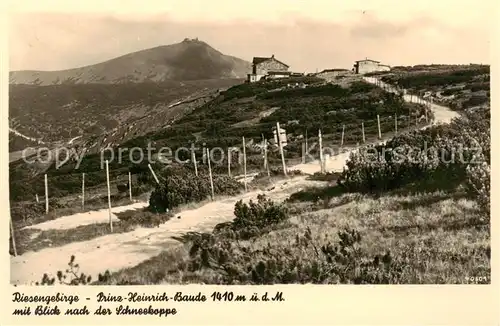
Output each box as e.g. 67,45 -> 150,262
318,129 -> 324,173
262,135 -> 267,170
341,125 -> 345,148
82,173 -> 85,210
191,149 -> 198,177
395,115 -> 398,135
105,160 -> 113,233
10,216 -> 17,257
148,163 -> 160,184
304,129 -> 307,163
207,148 -> 215,200
276,122 -> 287,176
227,147 -> 231,177
377,115 -> 382,139
128,171 -> 132,201
362,122 -> 366,143
44,174 -> 49,214
242,136 -> 248,192
264,139 -> 270,177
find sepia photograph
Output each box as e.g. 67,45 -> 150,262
8,1 -> 492,288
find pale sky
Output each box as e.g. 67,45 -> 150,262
7,0 -> 497,72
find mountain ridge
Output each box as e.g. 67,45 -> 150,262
9,38 -> 251,85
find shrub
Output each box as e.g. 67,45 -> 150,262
252,168 -> 303,180
149,169 -> 244,212
115,209 -> 173,228
209,195 -> 290,240
337,106 -> 490,196
232,194 -> 288,233
186,196 -> 289,274
308,171 -> 341,182
466,160 -> 490,215
187,227 -> 408,284
36,255 -> 93,285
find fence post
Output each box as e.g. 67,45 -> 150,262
264,139 -> 270,177
44,174 -> 49,214
318,129 -> 324,173
10,216 -> 17,257
395,115 -> 398,135
304,129 -> 307,163
128,171 -> 132,201
227,147 -> 231,177
82,173 -> 85,210
191,149 -> 198,177
377,115 -> 382,139
207,148 -> 215,200
148,163 -> 160,185
276,122 -> 287,176
262,135 -> 267,169
105,160 -> 113,233
341,124 -> 345,148
362,121 -> 366,143
242,136 -> 248,192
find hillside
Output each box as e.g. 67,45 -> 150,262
9,78 -> 243,154
9,75 -> 433,202
9,38 -> 251,85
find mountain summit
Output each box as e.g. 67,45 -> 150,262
9,39 -> 251,85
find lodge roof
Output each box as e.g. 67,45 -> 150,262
252,55 -> 290,68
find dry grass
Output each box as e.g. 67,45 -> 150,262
93,185 -> 489,285
12,221 -> 139,256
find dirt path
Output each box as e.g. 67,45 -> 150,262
21,202 -> 149,232
10,177 -> 322,285
10,77 -> 460,285
363,76 -> 460,124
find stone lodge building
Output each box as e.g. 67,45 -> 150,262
353,58 -> 391,75
247,55 -> 290,82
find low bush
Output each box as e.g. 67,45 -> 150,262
149,168 -> 244,212
187,227 -> 408,284
466,160 -> 490,215
115,209 -> 173,228
337,106 -> 490,212
252,168 -> 303,181
308,171 -> 341,182
36,255 -> 94,285
210,194 -> 290,240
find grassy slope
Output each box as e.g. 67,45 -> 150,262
9,78 -> 242,150
90,185 -> 489,285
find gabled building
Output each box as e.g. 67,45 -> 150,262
247,55 -> 290,82
353,58 -> 391,74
